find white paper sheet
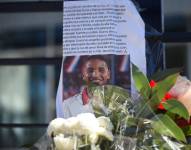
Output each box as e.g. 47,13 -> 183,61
57,0 -> 146,117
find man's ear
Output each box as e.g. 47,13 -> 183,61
82,74 -> 85,80
81,72 -> 86,80
81,74 -> 85,80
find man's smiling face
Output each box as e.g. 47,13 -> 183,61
82,58 -> 110,86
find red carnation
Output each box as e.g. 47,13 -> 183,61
164,92 -> 172,99
176,117 -> 191,128
149,80 -> 156,88
149,80 -> 173,110
157,92 -> 172,110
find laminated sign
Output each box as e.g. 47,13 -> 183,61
56,0 -> 146,117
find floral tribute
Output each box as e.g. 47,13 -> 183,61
47,113 -> 113,150
47,64 -> 191,150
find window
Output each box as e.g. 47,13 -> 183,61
0,1 -> 62,147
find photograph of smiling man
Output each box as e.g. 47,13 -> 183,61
62,55 -> 130,118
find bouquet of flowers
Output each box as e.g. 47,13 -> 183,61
47,64 -> 191,150
47,113 -> 114,150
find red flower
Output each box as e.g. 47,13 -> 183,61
176,117 -> 191,128
157,99 -> 166,110
149,80 -> 173,110
149,79 -> 191,128
164,92 -> 172,99
149,80 -> 156,88
157,92 -> 172,110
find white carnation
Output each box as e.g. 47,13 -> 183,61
76,113 -> 100,135
47,118 -> 68,137
54,134 -> 74,150
47,113 -> 114,145
66,117 -> 80,134
96,127 -> 114,141
89,133 -> 99,144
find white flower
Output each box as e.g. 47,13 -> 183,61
54,134 -> 74,150
76,113 -> 100,135
96,127 -> 114,141
97,116 -> 113,131
91,144 -> 101,150
47,118 -> 68,137
89,133 -> 99,144
47,113 -> 114,146
66,116 -> 80,134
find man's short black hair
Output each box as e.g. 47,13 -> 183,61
83,55 -> 110,70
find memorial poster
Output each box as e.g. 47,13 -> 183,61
57,0 -> 146,117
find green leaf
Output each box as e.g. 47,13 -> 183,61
151,68 -> 181,81
125,116 -> 140,126
140,86 -> 151,99
165,111 -> 176,120
182,126 -> 191,136
163,100 -> 190,120
149,92 -> 161,108
136,92 -> 160,113
135,99 -> 156,118
132,63 -> 151,97
155,73 -> 178,100
152,114 -> 186,142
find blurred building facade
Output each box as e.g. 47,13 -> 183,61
163,0 -> 191,78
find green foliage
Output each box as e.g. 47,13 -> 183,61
148,92 -> 161,109
155,73 -> 179,100
132,64 -> 151,98
164,100 -> 190,120
182,126 -> 191,136
132,64 -> 191,145
132,64 -> 189,144
152,114 -> 186,142
151,67 -> 181,81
